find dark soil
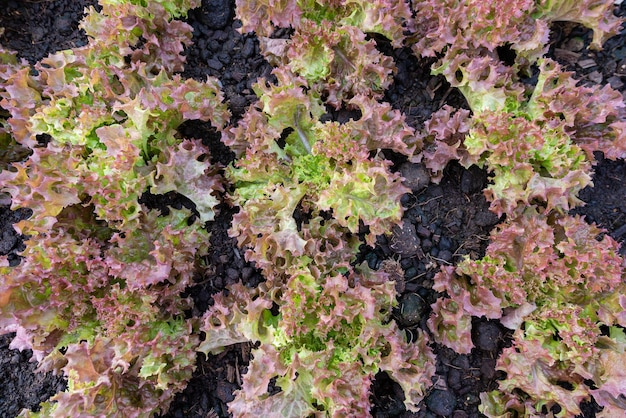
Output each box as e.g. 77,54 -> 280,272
1,1 -> 626,417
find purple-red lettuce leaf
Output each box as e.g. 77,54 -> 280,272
536,0 -> 623,50
152,139 -> 224,223
590,328 -> 626,416
484,318 -> 626,417
84,124 -> 148,226
223,105 -> 282,159
0,59 -> 43,149
334,0 -> 412,47
228,182 -> 310,279
421,105 -> 472,181
105,208 -> 209,298
465,110 -> 592,216
459,210 -> 623,311
20,318 -> 198,418
198,282 -> 275,356
526,59 -> 626,160
428,296 -> 475,354
235,0 -> 302,37
228,68 -> 417,161
436,209 -> 626,417
251,68 -> 325,157
230,363 -> 316,417
410,0 -> 622,65
316,158 -> 408,246
0,123 -> 31,175
200,263 -> 435,417
1,206 -> 206,417
481,335 -> 591,418
260,22 -> 395,109
0,206 -> 206,357
80,0 -> 199,73
428,266 -> 502,353
0,228 -> 108,358
422,58 -> 625,215
429,206 -> 624,354
228,68 -> 414,251
409,0 -> 547,61
346,94 -> 421,158
236,0 -> 411,47
431,53 -> 525,115
1,30 -> 228,230
0,145 -> 83,235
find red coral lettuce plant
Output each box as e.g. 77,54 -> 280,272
200,66 -> 434,417
410,1 -> 626,416
431,208 -> 626,417
0,0 -> 229,416
197,1 -> 437,416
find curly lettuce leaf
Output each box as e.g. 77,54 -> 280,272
466,110 -> 592,215
262,22 -> 395,108
236,0 -> 411,46
456,210 -> 624,310
536,0 -> 623,50
81,0 -> 198,72
0,47 -> 43,149
481,336 -> 590,417
21,319 -> 198,418
526,59 -> 626,161
200,264 -> 435,417
230,365 -> 316,417
229,182 -> 310,278
316,158 -> 408,246
437,209 -> 626,417
152,139 -> 224,223
0,145 -> 83,234
423,58 -> 625,215
411,0 -> 622,64
105,208 -> 208,295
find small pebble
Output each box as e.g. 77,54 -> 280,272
241,37 -> 255,58
460,165 -> 486,194
481,357 -> 496,380
390,221 -> 421,256
214,29 -> 228,41
416,224 -> 432,238
241,266 -> 255,281
226,267 -> 239,281
439,236 -> 453,251
365,252 -> 381,270
426,389 -> 457,416
473,321 -> 501,351
223,38 -> 237,52
209,39 -> 221,52
448,368 -> 463,390
215,381 -> 236,403
438,249 -> 453,263
404,266 -> 418,279
399,162 -> 430,193
217,52 -> 231,65
398,293 -> 426,327
451,355 -> 470,369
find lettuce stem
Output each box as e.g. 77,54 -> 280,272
294,108 -> 312,153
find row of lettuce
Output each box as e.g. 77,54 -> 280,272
1,0 -> 626,416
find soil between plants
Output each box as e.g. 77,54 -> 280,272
1,1 -> 626,417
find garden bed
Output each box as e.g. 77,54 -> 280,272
1,1 -> 626,417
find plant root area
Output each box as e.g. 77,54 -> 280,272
1,0 -> 626,417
